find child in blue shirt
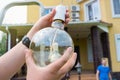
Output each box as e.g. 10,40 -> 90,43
96,58 -> 112,80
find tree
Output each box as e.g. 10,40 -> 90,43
0,32 -> 7,56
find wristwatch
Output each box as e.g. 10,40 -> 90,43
22,36 -> 31,48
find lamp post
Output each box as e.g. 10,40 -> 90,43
75,62 -> 82,80
61,72 -> 70,80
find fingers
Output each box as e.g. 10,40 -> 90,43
65,10 -> 70,24
65,10 -> 69,18
59,52 -> 77,74
25,49 -> 36,69
43,9 -> 56,20
47,47 -> 73,73
65,18 -> 70,24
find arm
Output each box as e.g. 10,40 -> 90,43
96,70 -> 99,80
0,9 -> 56,80
0,26 -> 42,80
0,9 -> 69,80
0,42 -> 27,80
109,72 -> 112,80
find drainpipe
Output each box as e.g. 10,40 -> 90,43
5,26 -> 11,50
0,0 -> 44,25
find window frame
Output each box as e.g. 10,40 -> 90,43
87,35 -> 93,63
84,0 -> 101,21
44,6 -> 55,15
111,0 -> 120,18
114,34 -> 120,62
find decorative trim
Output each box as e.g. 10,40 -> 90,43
98,25 -> 109,33
44,6 -> 55,8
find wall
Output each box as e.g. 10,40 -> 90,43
27,0 -> 86,23
28,0 -> 72,23
27,0 -> 94,71
74,38 -> 94,71
27,5 -> 39,23
100,0 -> 120,72
28,0 -> 120,72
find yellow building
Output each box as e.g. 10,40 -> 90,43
27,0 -> 120,78
0,0 -> 120,79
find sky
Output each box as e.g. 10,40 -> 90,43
0,0 -> 27,24
0,0 -> 27,40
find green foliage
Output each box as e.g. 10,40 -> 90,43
0,33 -> 7,56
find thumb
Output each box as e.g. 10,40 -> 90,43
25,49 -> 36,69
44,9 -> 56,19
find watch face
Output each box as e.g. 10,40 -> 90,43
22,36 -> 30,48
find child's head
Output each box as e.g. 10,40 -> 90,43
101,58 -> 108,66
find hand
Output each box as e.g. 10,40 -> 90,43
27,9 -> 70,40
25,47 -> 77,80
33,9 -> 70,29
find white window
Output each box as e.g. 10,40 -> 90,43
84,0 -> 101,21
115,34 -> 120,61
87,36 -> 93,63
111,0 -> 120,17
44,7 -> 54,15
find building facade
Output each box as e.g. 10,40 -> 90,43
0,0 -> 120,79
27,0 -> 120,78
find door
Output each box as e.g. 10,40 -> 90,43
72,46 -> 80,70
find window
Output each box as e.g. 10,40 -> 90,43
85,0 -> 101,21
88,5 -> 93,20
44,7 -> 54,15
87,36 -> 93,63
115,34 -> 120,61
111,0 -> 120,17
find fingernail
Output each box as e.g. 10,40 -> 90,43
24,49 -> 28,53
68,47 -> 73,52
74,52 -> 77,55
25,49 -> 32,53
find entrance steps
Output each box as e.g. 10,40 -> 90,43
70,73 -> 96,80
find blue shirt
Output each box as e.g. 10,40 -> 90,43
97,65 -> 111,80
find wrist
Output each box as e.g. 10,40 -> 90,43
26,29 -> 36,40
26,25 -> 42,40
26,33 -> 33,40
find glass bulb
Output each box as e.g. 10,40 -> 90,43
29,4 -> 74,67
29,27 -> 74,67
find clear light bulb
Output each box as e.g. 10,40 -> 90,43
29,5 -> 74,67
